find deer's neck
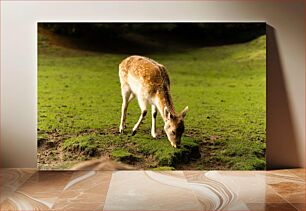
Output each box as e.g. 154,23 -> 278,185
155,90 -> 176,122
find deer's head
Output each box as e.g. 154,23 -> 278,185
163,106 -> 188,148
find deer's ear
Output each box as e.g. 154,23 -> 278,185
164,107 -> 173,120
181,106 -> 189,118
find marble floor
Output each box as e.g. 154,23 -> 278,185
0,169 -> 304,210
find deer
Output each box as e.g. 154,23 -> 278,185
118,55 -> 188,148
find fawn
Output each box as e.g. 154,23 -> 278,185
118,55 -> 188,148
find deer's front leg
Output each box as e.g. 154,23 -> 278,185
151,105 -> 157,138
132,98 -> 147,136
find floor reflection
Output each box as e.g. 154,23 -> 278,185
0,169 -> 304,210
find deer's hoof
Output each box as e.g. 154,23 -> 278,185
131,130 -> 137,136
119,125 -> 126,134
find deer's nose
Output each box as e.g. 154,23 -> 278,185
171,142 -> 177,148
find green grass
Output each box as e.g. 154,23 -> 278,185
111,149 -> 133,159
151,166 -> 175,171
38,32 -> 266,170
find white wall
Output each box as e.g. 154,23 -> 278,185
1,1 -> 304,168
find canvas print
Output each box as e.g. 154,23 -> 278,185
38,23 -> 266,170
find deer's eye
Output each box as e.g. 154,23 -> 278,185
172,131 -> 176,135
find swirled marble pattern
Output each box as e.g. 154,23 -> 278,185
0,169 -> 36,204
0,169 -> 304,210
104,171 -> 203,210
0,170 -> 112,210
52,171 -> 112,210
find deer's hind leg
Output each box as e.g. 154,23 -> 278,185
119,84 -> 132,133
132,96 -> 148,136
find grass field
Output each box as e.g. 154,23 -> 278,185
38,30 -> 266,170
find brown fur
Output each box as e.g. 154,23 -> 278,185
119,55 -> 188,147
119,56 -> 175,116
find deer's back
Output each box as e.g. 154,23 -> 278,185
119,56 -> 170,93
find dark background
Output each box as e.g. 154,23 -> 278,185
40,23 -> 266,54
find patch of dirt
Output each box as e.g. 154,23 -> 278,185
175,130 -> 229,170
38,127 -> 137,169
38,127 -> 229,170
175,141 -> 229,170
